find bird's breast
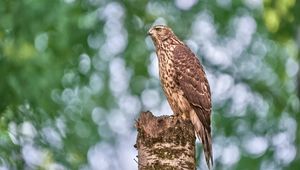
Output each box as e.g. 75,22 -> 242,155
157,50 -> 176,90
156,48 -> 191,117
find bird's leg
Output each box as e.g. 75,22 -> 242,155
179,112 -> 190,121
170,112 -> 180,119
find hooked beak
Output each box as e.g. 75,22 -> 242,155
148,28 -> 154,36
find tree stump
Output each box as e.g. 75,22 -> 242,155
135,111 -> 196,170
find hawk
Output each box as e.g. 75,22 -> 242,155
148,25 -> 213,169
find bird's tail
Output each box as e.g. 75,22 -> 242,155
198,127 -> 213,169
190,112 -> 213,169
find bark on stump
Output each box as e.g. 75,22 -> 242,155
135,111 -> 196,170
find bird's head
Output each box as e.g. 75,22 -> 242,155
148,25 -> 173,47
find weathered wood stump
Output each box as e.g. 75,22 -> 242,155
135,111 -> 196,170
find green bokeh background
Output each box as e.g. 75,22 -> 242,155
0,0 -> 299,169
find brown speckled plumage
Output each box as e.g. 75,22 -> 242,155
148,25 -> 213,169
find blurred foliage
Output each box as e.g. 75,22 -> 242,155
0,0 -> 299,170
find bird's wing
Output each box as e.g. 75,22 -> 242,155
173,44 -> 213,168
173,45 -> 212,130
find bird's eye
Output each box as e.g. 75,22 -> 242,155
155,27 -> 162,31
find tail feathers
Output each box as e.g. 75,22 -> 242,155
190,111 -> 213,169
197,128 -> 213,169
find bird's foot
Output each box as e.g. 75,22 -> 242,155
171,113 -> 180,119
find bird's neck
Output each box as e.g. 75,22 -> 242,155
161,36 -> 184,48
153,35 -> 182,49
156,35 -> 183,66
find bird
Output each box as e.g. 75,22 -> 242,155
148,25 -> 213,169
